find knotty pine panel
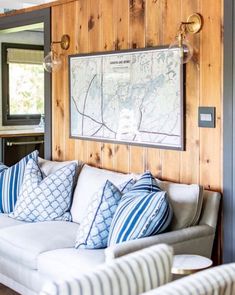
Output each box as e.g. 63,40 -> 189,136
51,0 -> 223,191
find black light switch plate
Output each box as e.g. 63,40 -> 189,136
198,107 -> 216,128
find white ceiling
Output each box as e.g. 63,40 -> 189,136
0,0 -> 55,10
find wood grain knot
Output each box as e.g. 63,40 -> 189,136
114,145 -> 119,153
88,15 -> 95,31
95,153 -> 101,164
55,145 -> 61,158
115,39 -> 121,50
108,147 -> 113,157
132,42 -> 137,49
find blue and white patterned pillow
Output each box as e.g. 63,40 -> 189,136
75,179 -> 135,249
9,158 -> 77,222
108,171 -> 173,246
0,150 -> 39,213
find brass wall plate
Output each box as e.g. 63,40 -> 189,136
61,34 -> 70,50
186,13 -> 203,34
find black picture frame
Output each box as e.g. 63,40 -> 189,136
69,46 -> 185,151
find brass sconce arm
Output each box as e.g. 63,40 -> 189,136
170,13 -> 203,64
51,34 -> 70,50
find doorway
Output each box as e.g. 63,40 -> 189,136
0,8 -> 51,159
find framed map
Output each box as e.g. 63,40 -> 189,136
69,47 -> 184,150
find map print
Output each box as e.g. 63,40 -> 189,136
69,48 -> 183,149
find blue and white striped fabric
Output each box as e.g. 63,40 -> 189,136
0,150 -> 38,213
40,244 -> 173,295
143,263 -> 235,295
108,171 -> 173,246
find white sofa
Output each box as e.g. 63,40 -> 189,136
0,160 -> 221,295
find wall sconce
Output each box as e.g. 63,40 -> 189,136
43,34 -> 70,73
169,13 -> 203,64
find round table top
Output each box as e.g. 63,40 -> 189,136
172,254 -> 213,275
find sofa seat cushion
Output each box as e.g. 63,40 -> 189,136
0,213 -> 23,229
38,248 -> 105,280
0,221 -> 79,270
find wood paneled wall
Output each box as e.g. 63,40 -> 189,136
52,0 -> 223,191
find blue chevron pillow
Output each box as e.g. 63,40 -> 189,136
0,150 -> 39,213
108,171 -> 173,246
75,178 -> 135,249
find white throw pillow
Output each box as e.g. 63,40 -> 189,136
156,179 -> 203,230
70,164 -> 136,224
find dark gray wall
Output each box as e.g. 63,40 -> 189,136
223,0 -> 235,262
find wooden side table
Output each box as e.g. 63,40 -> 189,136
172,254 -> 213,275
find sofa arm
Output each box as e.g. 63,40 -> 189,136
105,225 -> 215,261
142,263 -> 235,295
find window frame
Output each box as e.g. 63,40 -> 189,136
2,42 -> 44,126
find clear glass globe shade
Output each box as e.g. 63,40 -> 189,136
169,37 -> 193,64
43,51 -> 62,73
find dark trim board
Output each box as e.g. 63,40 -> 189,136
0,8 -> 52,160
223,0 -> 235,262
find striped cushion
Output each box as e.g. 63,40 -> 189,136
40,244 -> 173,295
0,150 -> 38,213
143,263 -> 235,295
108,171 -> 173,245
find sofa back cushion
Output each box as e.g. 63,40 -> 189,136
156,179 -> 204,230
38,157 -> 82,182
70,164 -> 135,224
40,244 -> 173,295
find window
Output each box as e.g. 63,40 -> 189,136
2,43 -> 44,125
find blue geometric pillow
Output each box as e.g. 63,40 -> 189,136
9,158 -> 77,222
0,150 -> 38,213
108,171 -> 173,246
75,179 -> 135,249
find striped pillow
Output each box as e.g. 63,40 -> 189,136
108,171 -> 173,246
143,263 -> 235,295
40,244 -> 173,295
0,150 -> 39,213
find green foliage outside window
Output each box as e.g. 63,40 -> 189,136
9,63 -> 44,115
